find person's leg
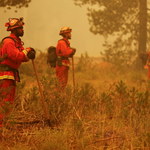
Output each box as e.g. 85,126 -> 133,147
56,66 -> 69,90
0,79 -> 16,127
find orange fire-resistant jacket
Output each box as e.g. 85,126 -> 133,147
56,38 -> 74,67
0,33 -> 28,81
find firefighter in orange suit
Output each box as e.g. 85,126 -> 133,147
56,27 -> 76,89
0,17 -> 35,127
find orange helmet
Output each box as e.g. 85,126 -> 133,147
59,27 -> 72,35
5,17 -> 24,31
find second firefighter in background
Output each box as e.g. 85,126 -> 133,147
56,27 -> 76,89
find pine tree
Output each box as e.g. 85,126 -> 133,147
73,0 -> 149,67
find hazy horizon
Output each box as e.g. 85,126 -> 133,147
0,0 -> 105,57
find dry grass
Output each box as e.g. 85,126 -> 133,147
0,53 -> 150,150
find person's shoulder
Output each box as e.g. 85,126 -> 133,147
2,37 -> 15,44
58,39 -> 65,43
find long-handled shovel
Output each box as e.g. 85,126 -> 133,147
31,59 -> 50,121
72,56 -> 75,93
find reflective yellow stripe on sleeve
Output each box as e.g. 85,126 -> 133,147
0,75 -> 15,80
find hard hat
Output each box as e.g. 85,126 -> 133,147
59,27 -> 72,35
5,17 -> 24,31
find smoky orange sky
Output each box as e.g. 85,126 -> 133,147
0,0 -> 105,56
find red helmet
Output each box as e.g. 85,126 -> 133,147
59,27 -> 72,35
5,17 -> 24,31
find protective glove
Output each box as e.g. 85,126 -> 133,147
69,48 -> 76,57
26,47 -> 36,59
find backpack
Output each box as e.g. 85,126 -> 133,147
47,39 -> 71,68
0,36 -> 16,62
47,46 -> 57,67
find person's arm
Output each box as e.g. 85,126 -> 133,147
57,40 -> 74,57
3,39 -> 30,62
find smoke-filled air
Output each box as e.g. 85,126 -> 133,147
0,0 -> 150,149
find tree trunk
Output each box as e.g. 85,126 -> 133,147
138,0 -> 147,68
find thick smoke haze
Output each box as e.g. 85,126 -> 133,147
0,0 -> 104,56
